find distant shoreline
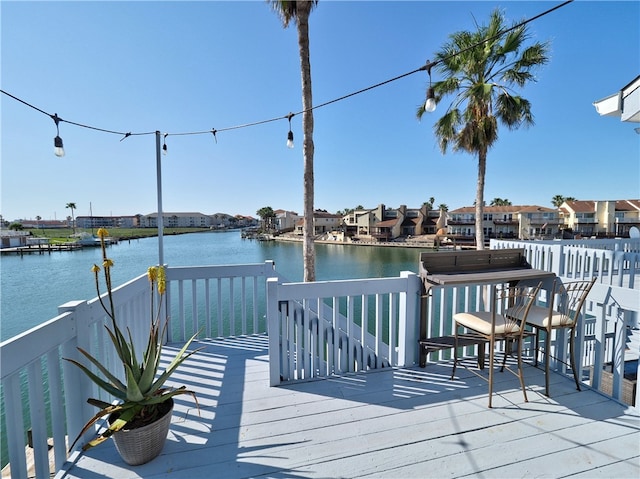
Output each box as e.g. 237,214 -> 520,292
273,233 -> 469,250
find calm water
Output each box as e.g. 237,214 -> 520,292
0,230 -> 423,468
0,230 -> 421,341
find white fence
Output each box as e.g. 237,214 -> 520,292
266,272 -> 421,386
0,261 -> 278,479
1,244 -> 638,478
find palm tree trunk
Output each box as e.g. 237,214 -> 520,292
296,1 -> 316,282
475,150 -> 487,250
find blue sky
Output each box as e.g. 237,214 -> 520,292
2,1 -> 639,222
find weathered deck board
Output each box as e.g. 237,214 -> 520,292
57,335 -> 640,479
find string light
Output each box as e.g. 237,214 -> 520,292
424,62 -> 437,113
286,113 -> 294,149
52,113 -> 65,157
0,1 -> 573,155
162,133 -> 168,155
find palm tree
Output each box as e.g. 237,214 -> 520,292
551,195 -> 576,208
418,9 -> 549,250
423,197 -> 436,210
269,0 -> 318,281
66,202 -> 77,234
490,198 -> 512,206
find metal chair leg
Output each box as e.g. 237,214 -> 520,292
517,337 -> 528,403
451,325 -> 458,380
488,337 -> 495,408
544,328 -> 551,397
569,326 -> 581,391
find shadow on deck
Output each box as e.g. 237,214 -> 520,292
58,335 -> 640,479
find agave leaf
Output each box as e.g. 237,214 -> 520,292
68,403 -> 122,451
73,347 -> 127,392
64,355 -> 126,400
125,326 -> 142,382
148,333 -> 203,395
87,397 -> 115,409
123,363 -> 145,402
81,403 -> 145,451
104,324 -> 135,370
145,388 -> 199,410
137,323 -> 161,393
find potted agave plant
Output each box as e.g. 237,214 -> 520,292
66,228 -> 201,466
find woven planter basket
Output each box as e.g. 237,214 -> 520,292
111,399 -> 173,466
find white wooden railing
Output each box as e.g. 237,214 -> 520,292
1,244 -> 638,478
0,261 -> 277,479
266,272 -> 421,386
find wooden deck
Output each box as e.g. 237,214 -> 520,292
57,335 -> 640,479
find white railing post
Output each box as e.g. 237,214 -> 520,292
266,277 -> 281,386
591,289 -> 610,392
398,271 -> 420,367
57,300 -> 96,453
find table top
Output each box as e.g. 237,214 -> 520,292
424,268 -> 555,286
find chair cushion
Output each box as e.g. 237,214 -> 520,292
519,305 -> 575,329
454,311 -> 522,336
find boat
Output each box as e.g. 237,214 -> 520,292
73,232 -> 102,247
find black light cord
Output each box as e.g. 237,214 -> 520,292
0,1 -> 572,141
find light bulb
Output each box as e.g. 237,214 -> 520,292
162,143 -> 168,155
425,87 -> 437,113
54,136 -> 65,157
425,98 -> 437,113
287,131 -> 294,149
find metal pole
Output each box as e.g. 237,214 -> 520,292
155,131 -> 164,266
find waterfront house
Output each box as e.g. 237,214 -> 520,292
343,204 -> 442,242
1,237 -> 638,478
293,209 -> 343,235
274,209 -> 301,232
559,199 -> 640,237
448,205 -> 559,240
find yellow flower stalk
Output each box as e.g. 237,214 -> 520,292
66,232 -> 201,455
157,266 -> 166,295
147,266 -> 158,283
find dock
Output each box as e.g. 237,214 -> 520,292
0,243 -> 83,255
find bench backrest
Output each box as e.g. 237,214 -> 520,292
419,248 -> 530,276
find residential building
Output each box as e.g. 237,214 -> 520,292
559,199 -> 640,237
143,212 -> 212,228
274,209 -> 301,232
343,207 -> 380,237
294,210 -> 343,235
341,204 -> 442,242
19,219 -> 68,229
448,205 -> 560,240
210,213 -> 237,229
75,215 -> 139,229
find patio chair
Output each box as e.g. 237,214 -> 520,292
451,282 -> 542,408
519,277 -> 597,397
